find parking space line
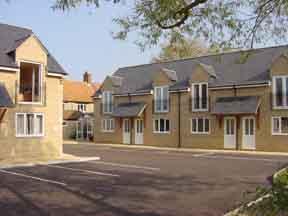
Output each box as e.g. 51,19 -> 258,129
193,152 -> 215,157
44,164 -> 120,177
89,161 -> 160,171
200,155 -> 286,163
0,169 -> 67,186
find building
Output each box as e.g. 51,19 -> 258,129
0,23 -> 66,160
93,45 -> 288,152
63,72 -> 100,140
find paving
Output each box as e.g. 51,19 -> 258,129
0,143 -> 287,216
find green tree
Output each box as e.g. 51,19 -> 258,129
52,0 -> 288,50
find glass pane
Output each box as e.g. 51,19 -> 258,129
166,120 -> 170,132
192,119 -> 197,132
245,119 -> 249,135
273,118 -> 280,133
160,119 -> 165,132
201,84 -> 208,109
198,119 -> 204,132
155,120 -> 159,132
27,114 -> 34,135
226,120 -> 230,135
281,117 -> 288,134
250,119 -> 254,135
194,85 -> 200,109
204,119 -> 209,132
276,78 -> 283,106
286,78 -> 288,106
35,115 -> 43,135
231,119 -> 235,135
17,114 -> 25,135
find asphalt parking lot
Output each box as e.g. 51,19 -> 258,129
0,144 -> 287,216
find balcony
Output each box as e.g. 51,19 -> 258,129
153,99 -> 170,113
18,62 -> 43,104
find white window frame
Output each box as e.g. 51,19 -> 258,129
15,113 -> 45,137
101,118 -> 115,133
190,117 -> 210,134
272,76 -> 288,109
272,116 -> 288,135
102,91 -> 113,114
191,82 -> 209,112
18,60 -> 44,105
77,103 -> 87,113
154,86 -> 169,113
153,118 -> 170,134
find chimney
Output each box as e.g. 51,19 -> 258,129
83,71 -> 92,84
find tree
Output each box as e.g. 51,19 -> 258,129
52,0 -> 288,50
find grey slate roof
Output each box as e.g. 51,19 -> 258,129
161,68 -> 178,81
112,102 -> 146,117
0,23 -> 67,75
103,45 -> 288,96
0,83 -> 13,107
211,96 -> 260,115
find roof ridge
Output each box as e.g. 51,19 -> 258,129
0,22 -> 32,32
115,44 -> 288,72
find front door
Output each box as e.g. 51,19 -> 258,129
224,117 -> 236,149
123,119 -> 131,144
135,119 -> 144,144
242,117 -> 256,150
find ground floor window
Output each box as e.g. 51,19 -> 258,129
191,117 -> 210,134
153,118 -> 170,133
16,113 -> 44,137
101,118 -> 115,132
272,116 -> 288,135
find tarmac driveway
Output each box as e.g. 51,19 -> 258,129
0,143 -> 286,216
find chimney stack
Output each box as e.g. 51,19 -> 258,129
83,71 -> 92,84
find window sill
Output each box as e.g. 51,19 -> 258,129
18,102 -> 43,105
273,106 -> 288,110
16,135 -> 44,138
154,111 -> 169,114
101,130 -> 115,133
191,132 -> 210,135
272,133 -> 288,136
153,131 -> 170,134
192,109 -> 209,112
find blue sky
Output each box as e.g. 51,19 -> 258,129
0,0 -> 159,82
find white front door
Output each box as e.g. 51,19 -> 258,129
135,119 -> 144,144
242,117 -> 256,150
123,119 -> 131,144
224,117 -> 236,149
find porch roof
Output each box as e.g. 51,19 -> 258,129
211,96 -> 260,115
0,83 -> 13,108
112,102 -> 146,118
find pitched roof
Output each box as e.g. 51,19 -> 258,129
0,23 -> 67,75
63,79 -> 100,103
100,45 -> 288,96
0,83 -> 13,107
112,102 -> 146,117
211,96 -> 260,115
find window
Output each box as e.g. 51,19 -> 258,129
101,118 -> 115,132
153,118 -> 170,133
16,113 -> 44,137
191,118 -> 210,134
272,116 -> 288,135
273,76 -> 288,108
102,91 -> 113,113
154,86 -> 169,112
78,104 -> 87,112
192,83 -> 208,111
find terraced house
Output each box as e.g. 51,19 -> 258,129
0,23 -> 66,160
94,45 -> 288,152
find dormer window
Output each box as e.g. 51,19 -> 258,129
102,91 -> 113,114
192,83 -> 208,111
273,76 -> 288,109
154,86 -> 169,113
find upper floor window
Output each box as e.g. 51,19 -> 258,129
78,104 -> 87,113
192,83 -> 208,111
102,91 -> 113,113
154,86 -> 169,112
19,61 -> 43,104
273,76 -> 288,109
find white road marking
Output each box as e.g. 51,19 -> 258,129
44,164 -> 120,177
0,169 -> 67,186
193,152 -> 215,157
200,155 -> 285,163
89,161 -> 160,171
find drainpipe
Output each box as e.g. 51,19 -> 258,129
233,84 -> 240,150
177,91 -> 181,148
